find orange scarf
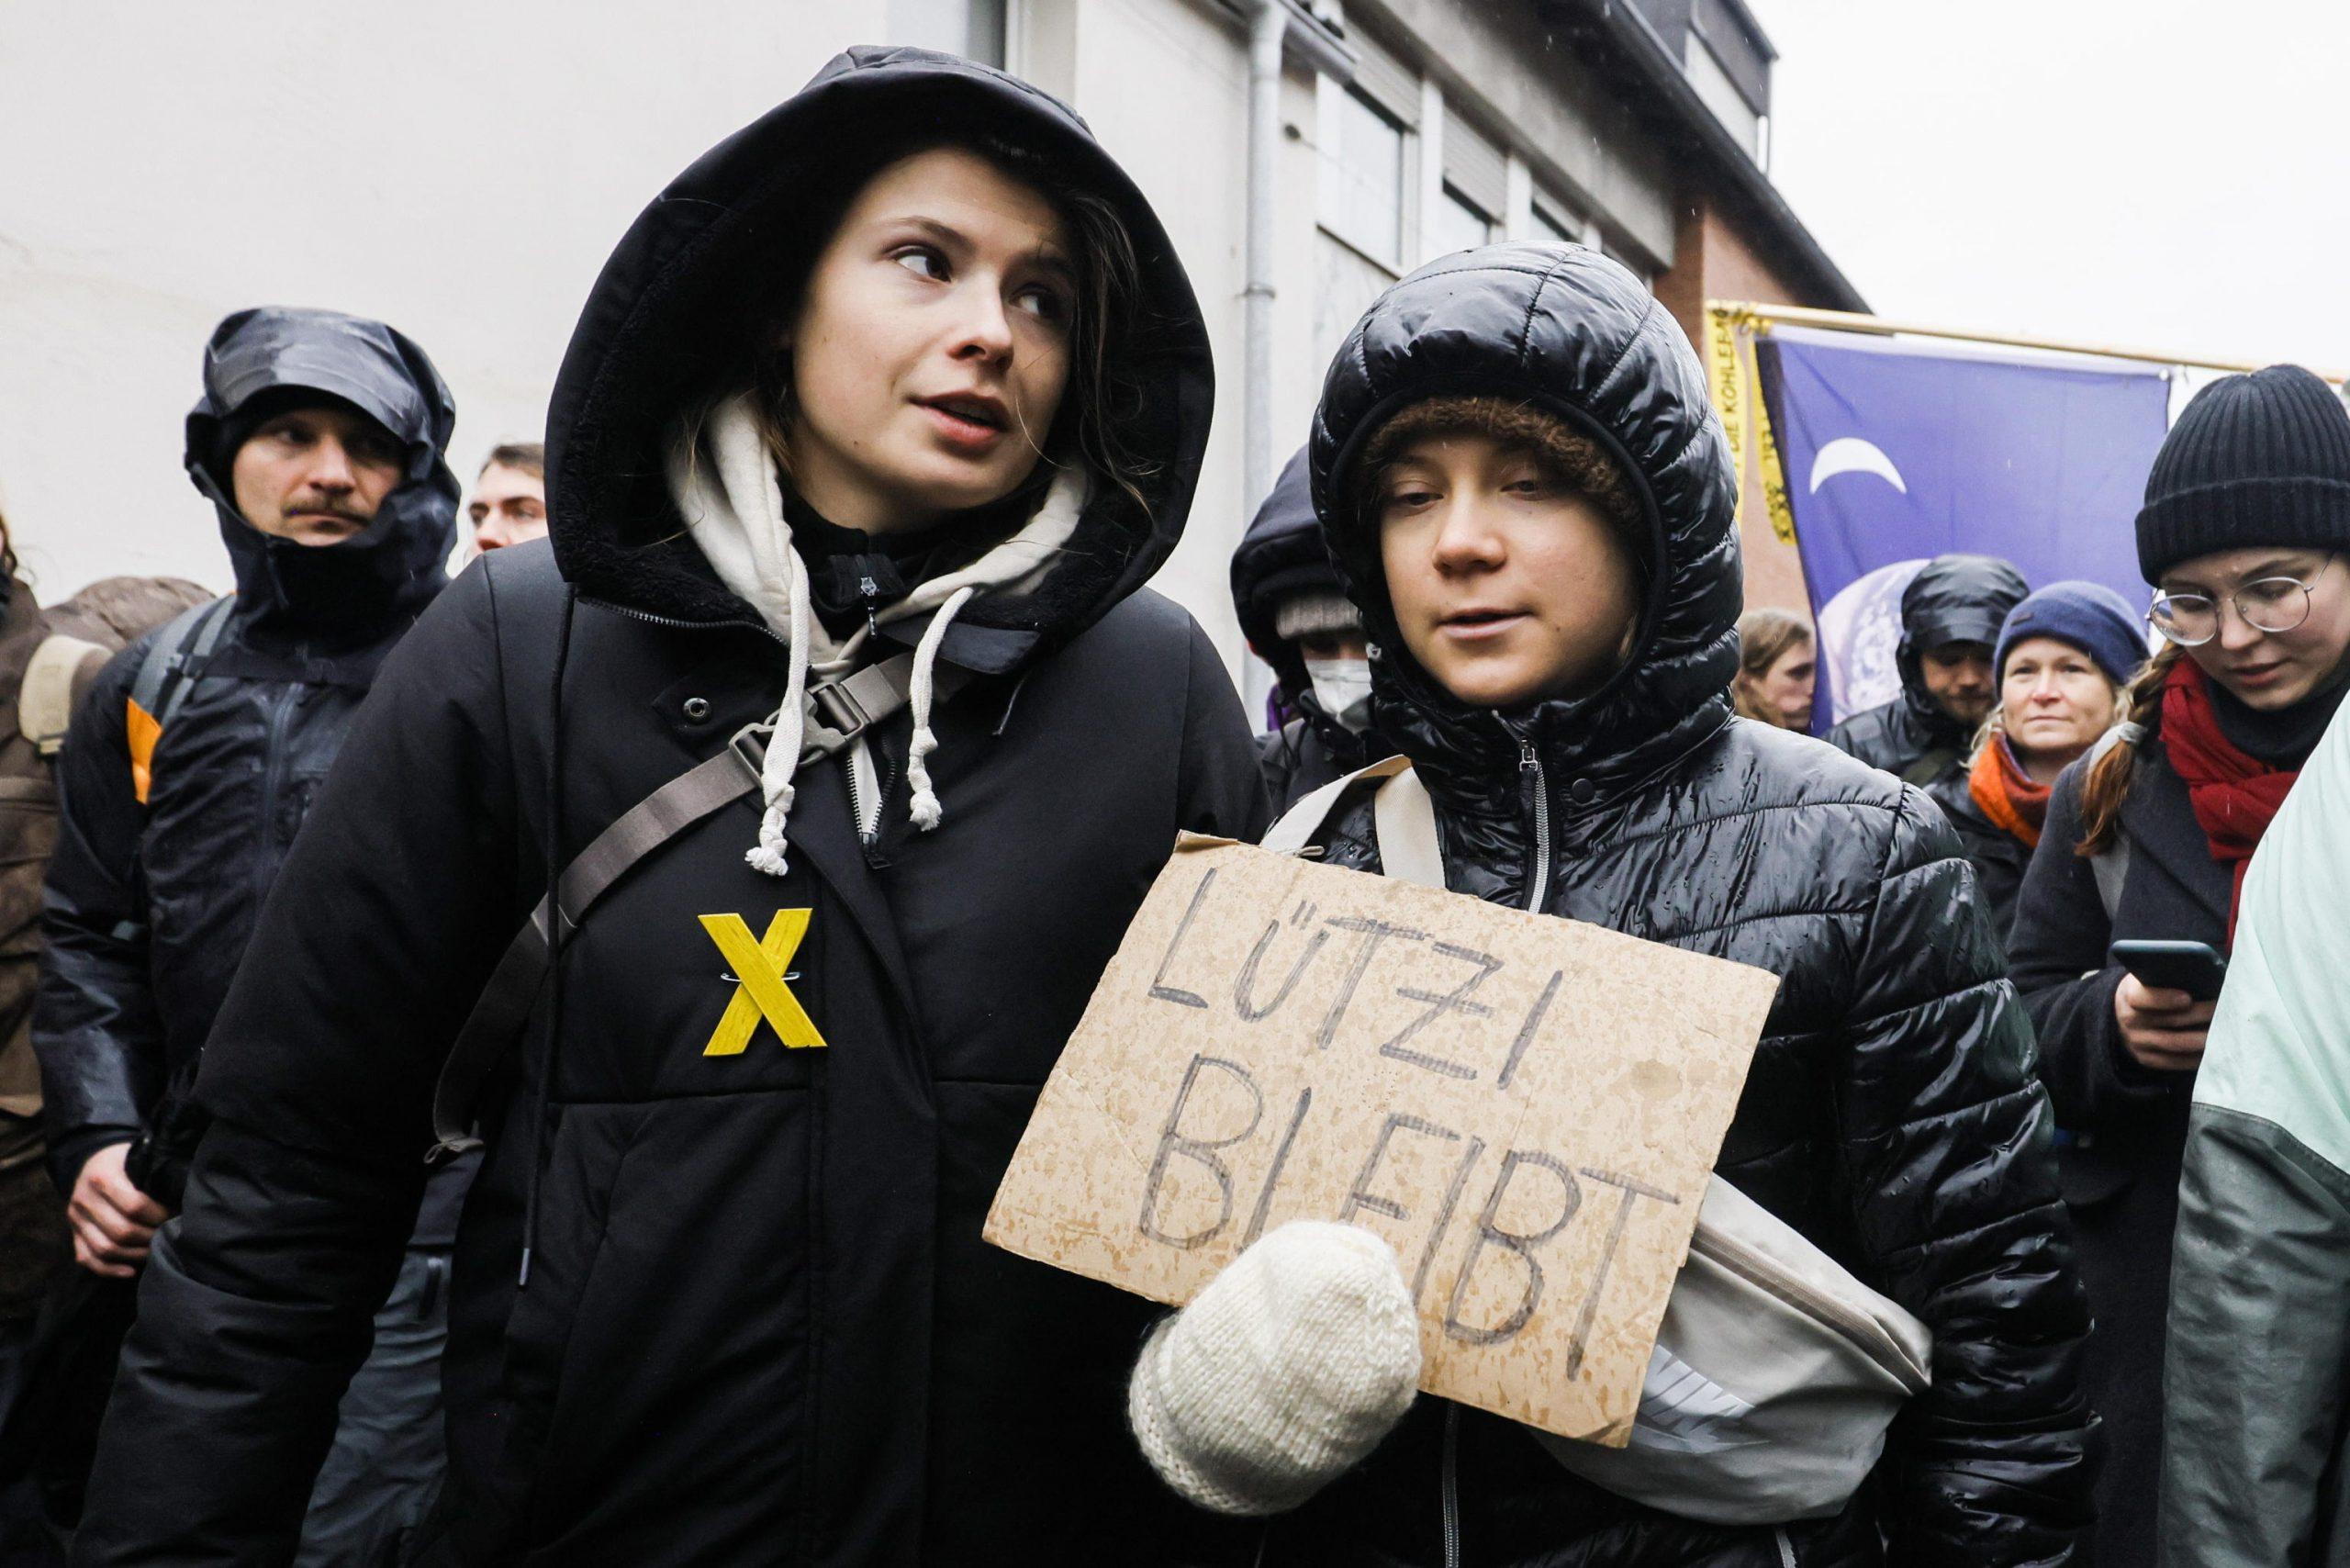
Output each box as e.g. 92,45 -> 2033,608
1967,733 -> 2052,849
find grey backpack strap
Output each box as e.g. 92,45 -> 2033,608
2080,723 -> 2139,923
2089,844 -> 2130,923
1900,746 -> 1960,788
20,635 -> 109,756
1370,766 -> 1444,889
428,649 -> 977,1159
428,737 -> 760,1159
128,595 -> 234,729
1261,756 -> 1440,886
1260,755 -> 1414,857
797,651 -> 973,763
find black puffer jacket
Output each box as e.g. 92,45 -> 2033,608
1231,447 -> 1390,808
35,308 -> 460,1228
73,49 -> 1266,1567
1824,554 -> 2026,788
1266,245 -> 2093,1566
1923,768 -> 2031,958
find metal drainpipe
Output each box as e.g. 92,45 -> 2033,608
1244,0 -> 1287,513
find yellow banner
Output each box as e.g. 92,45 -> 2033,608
1705,304 -> 1798,548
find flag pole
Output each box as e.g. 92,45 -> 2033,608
1710,299 -> 2344,383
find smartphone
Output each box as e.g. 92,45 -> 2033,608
2109,939 -> 2228,1002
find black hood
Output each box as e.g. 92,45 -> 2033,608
184,307 -> 457,644
1231,446 -> 1337,703
1895,553 -> 2028,740
543,45 -> 1214,675
1307,243 -> 1740,812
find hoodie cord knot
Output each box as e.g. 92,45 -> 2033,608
746,551 -> 814,879
906,586 -> 977,832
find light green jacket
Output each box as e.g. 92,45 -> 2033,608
2163,697 -> 2350,1566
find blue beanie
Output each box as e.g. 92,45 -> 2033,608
1994,581 -> 2148,690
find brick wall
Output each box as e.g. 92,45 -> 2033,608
1655,195 -> 1823,618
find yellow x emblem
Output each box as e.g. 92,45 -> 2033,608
699,910 -> 829,1056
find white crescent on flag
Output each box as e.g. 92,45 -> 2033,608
1808,437 -> 1908,495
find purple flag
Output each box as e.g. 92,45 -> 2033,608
1755,327 -> 2170,727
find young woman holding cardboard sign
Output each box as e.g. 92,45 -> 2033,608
71,49 -> 1268,1565
1131,246 -> 2095,1564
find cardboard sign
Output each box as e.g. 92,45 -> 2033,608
984,834 -> 1780,1446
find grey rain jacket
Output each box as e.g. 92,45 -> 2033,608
1230,446 -> 1389,810
72,48 -> 1267,1567
34,307 -> 461,1232
2161,701 -> 2350,1565
1823,554 -> 2026,788
1265,244 -> 2094,1568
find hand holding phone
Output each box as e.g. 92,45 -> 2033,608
2109,939 -> 2228,1002
2109,941 -> 2226,1073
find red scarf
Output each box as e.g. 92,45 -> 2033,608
2160,658 -> 2301,942
1968,734 -> 2052,849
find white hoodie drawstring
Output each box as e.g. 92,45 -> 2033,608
746,552 -> 813,879
671,397 -> 1088,873
906,586 -> 977,832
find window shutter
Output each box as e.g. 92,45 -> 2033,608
1443,106 -> 1505,218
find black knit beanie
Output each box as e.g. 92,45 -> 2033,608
2136,364 -> 2350,583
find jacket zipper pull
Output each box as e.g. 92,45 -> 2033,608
861,571 -> 881,641
1519,738 -> 1538,772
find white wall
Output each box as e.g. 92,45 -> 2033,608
0,1 -> 881,597
1053,0 -> 1329,670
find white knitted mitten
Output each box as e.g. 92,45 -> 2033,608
1128,1221 -> 1422,1516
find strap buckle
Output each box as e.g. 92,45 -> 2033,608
807,678 -> 871,740
729,719 -> 774,779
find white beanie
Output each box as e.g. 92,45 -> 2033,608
1272,589 -> 1363,643
1128,1221 -> 1422,1516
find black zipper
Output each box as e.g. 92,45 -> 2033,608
1431,721 -> 1553,1563
1441,1404 -> 1462,1568
1498,715 -> 1552,913
579,596 -> 788,648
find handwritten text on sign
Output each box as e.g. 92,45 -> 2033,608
984,835 -> 1779,1445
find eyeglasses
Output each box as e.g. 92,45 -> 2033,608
2148,559 -> 2337,647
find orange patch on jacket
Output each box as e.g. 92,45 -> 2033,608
125,700 -> 161,805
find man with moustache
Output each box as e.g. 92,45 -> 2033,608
1826,553 -> 2031,788
34,308 -> 464,1564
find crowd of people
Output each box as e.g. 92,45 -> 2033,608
0,41 -> 2344,1568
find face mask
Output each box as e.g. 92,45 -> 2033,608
1304,657 -> 1374,734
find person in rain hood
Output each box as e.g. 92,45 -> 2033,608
1825,552 -> 2029,787
71,49 -> 1265,1566
1233,446 -> 1395,808
32,307 -> 462,1562
1125,245 -> 2095,1564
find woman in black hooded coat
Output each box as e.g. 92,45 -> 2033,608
1157,244 -> 2095,1565
71,48 -> 1265,1566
